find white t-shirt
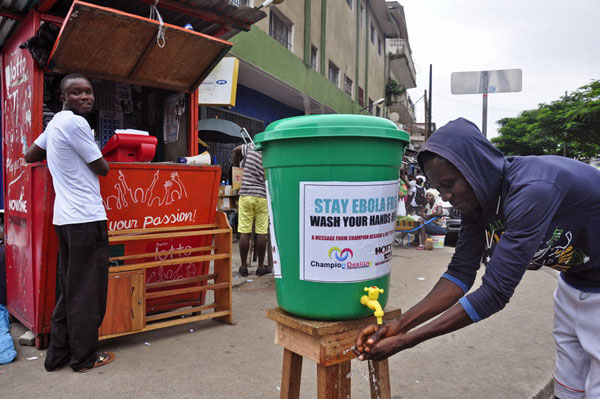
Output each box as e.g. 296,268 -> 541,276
408,181 -> 417,207
35,110 -> 107,225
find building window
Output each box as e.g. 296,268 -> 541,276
344,75 -> 353,96
360,4 -> 364,28
311,45 -> 318,71
377,36 -> 382,55
376,106 -> 381,117
346,0 -> 353,9
358,86 -> 365,107
269,10 -> 293,50
370,23 -> 375,44
328,62 -> 340,87
368,97 -> 374,114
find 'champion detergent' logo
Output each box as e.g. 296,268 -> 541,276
309,246 -> 371,270
308,247 -> 371,270
329,247 -> 353,261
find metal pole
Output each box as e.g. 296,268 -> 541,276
482,70 -> 489,138
563,91 -> 568,157
424,90 -> 428,137
428,64 -> 433,138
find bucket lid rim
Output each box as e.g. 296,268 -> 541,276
254,115 -> 410,147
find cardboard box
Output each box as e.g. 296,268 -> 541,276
232,167 -> 243,191
217,197 -> 231,210
218,185 -> 232,197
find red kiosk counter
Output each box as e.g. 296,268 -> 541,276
20,162 -> 229,346
1,1 -> 266,348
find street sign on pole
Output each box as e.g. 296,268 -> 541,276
451,68 -> 522,137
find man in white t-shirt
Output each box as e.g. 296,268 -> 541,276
25,74 -> 114,372
407,175 -> 425,215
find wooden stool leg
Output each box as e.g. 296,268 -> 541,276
368,359 -> 391,399
281,349 -> 302,399
317,361 -> 351,399
317,364 -> 338,399
339,360 -> 351,399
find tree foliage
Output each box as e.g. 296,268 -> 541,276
492,80 -> 600,159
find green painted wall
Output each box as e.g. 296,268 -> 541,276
230,26 -> 361,114
320,0 -> 327,78
303,0 -> 311,66
354,1 -> 360,104
364,4 -> 370,103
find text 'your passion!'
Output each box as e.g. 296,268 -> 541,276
310,196 -> 397,228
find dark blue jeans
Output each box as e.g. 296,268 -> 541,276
426,222 -> 447,236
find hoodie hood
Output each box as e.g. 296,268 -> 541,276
417,118 -> 506,217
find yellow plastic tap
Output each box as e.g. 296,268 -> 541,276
360,286 -> 384,325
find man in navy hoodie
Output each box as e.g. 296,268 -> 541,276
355,118 -> 600,399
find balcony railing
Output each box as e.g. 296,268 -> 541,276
386,38 -> 416,89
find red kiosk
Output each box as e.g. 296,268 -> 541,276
1,1 -> 265,347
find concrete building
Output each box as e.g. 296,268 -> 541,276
385,1 -> 417,131
203,0 -> 417,137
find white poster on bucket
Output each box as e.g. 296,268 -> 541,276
299,180 -> 398,282
265,180 -> 282,278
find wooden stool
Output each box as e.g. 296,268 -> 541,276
266,307 -> 402,399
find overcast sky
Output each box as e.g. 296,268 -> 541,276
396,0 -> 600,138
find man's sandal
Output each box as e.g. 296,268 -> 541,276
238,266 -> 249,277
76,351 -> 115,373
256,267 -> 272,276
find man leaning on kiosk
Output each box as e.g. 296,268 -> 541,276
25,74 -> 114,372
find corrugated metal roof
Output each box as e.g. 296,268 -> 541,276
0,0 -> 266,47
0,0 -> 35,47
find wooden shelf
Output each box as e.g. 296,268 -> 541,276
99,212 -> 233,340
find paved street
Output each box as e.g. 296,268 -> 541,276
2,243 -> 557,398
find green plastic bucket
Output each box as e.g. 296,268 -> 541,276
254,114 -> 409,320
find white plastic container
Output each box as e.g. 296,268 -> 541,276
430,235 -> 445,248
182,151 -> 211,166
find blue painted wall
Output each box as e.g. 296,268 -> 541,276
231,84 -> 303,128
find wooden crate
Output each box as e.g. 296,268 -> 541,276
99,212 -> 233,340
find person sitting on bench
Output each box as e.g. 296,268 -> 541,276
416,190 -> 447,249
